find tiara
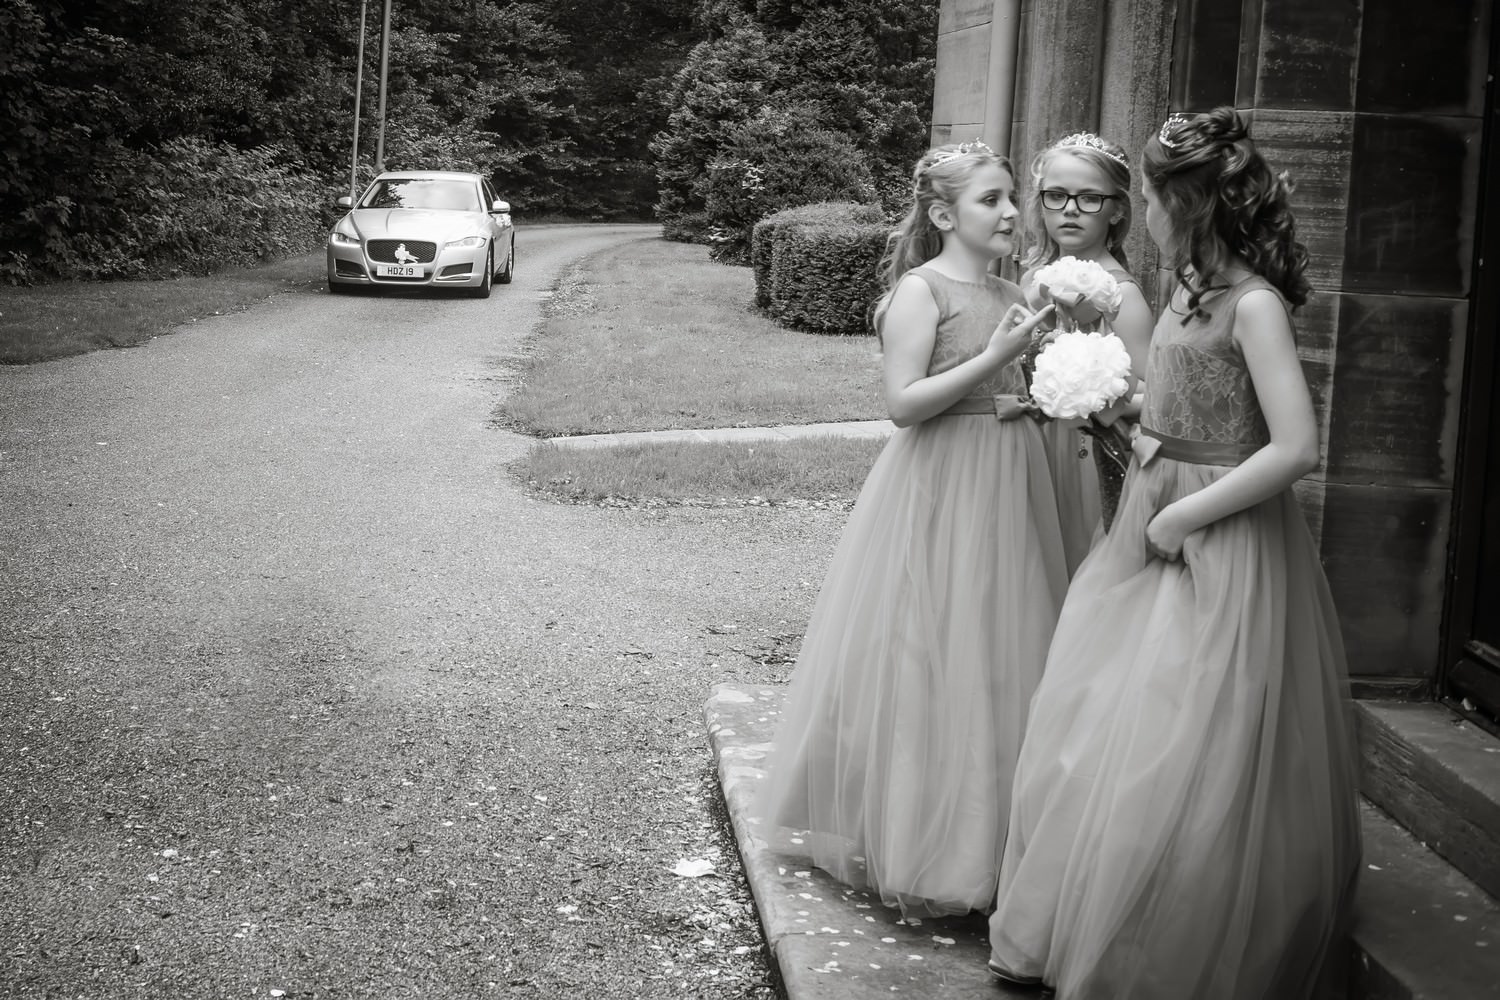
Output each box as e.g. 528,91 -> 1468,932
1157,113 -> 1194,149
928,140 -> 993,168
1053,132 -> 1128,167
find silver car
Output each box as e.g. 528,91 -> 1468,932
326,170 -> 515,299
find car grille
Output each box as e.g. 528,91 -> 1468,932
366,239 -> 437,264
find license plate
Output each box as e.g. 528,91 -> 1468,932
376,263 -> 420,277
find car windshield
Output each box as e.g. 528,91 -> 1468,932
359,179 -> 482,212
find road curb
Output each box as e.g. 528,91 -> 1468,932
547,420 -> 896,451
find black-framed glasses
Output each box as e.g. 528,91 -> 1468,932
1039,189 -> 1115,214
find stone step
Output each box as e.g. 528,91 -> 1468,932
1351,799 -> 1500,999
706,684 -> 1500,999
706,683 -> 1003,997
1355,700 -> 1500,900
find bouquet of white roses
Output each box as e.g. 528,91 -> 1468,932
1028,329 -> 1136,473
1029,330 -> 1132,420
1026,256 -> 1123,330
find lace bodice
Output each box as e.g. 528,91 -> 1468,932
912,267 -> 1028,396
1143,276 -> 1285,448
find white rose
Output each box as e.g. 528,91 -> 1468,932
1031,256 -> 1123,326
1029,331 -> 1133,420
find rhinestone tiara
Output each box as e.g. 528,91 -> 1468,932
928,140 -> 993,168
1156,113 -> 1194,149
1053,132 -> 1128,167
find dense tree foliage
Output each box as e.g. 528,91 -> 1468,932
2,2 -> 338,279
651,21 -> 779,241
0,0 -> 697,281
0,0 -> 932,282
653,0 -> 938,252
702,104 -> 876,262
536,0 -> 701,218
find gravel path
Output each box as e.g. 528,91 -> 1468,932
0,225 -> 840,998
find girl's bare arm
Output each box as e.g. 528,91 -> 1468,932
882,276 -> 1051,427
1146,289 -> 1319,557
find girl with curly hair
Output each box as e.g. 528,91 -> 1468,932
755,141 -> 1067,917
987,108 -> 1361,998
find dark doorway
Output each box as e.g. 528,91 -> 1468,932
1443,20 -> 1500,724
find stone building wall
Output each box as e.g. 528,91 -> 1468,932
931,0 -> 1495,690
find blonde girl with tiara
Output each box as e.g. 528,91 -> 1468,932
754,141 -> 1068,917
1023,131 -> 1154,566
987,108 -> 1360,998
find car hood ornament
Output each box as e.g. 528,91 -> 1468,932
394,243 -> 417,264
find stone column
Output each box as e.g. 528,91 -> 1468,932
931,1 -> 1011,148
1097,0 -> 1177,298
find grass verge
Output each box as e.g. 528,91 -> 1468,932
503,237 -> 885,436
505,237 -> 891,504
524,435 -> 887,507
0,253 -> 322,364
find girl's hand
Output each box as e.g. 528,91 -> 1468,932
988,303 -> 1056,364
1145,503 -> 1191,562
1093,394 -> 1133,427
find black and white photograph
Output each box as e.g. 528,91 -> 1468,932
2,2 -> 1497,998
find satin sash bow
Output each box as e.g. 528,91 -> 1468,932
938,394 -> 1034,421
1132,425 -> 1260,468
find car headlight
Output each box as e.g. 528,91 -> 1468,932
445,236 -> 487,249
330,231 -> 360,246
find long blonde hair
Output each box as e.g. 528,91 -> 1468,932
1022,133 -> 1132,272
873,142 -> 1014,337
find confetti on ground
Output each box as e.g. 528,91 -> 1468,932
671,858 -> 716,878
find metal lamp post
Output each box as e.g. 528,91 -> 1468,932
348,0 -> 368,202
373,0 -> 393,173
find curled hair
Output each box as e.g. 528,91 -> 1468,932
1142,106 -> 1310,318
872,143 -> 1014,337
1023,135 -> 1133,272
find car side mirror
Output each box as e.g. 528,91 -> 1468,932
336,195 -> 353,208
491,200 -> 511,214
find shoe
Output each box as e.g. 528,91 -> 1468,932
987,958 -> 1046,988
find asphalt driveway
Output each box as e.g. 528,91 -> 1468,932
0,225 -> 837,998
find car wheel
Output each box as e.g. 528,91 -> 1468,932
470,247 -> 493,299
497,237 -> 514,284
328,280 -> 354,295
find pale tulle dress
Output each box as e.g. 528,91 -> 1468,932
1039,418 -> 1099,575
755,267 -> 1070,917
989,275 -> 1361,997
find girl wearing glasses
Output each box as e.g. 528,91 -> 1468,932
987,108 -> 1359,999
756,141 -> 1066,917
1024,132 -> 1154,562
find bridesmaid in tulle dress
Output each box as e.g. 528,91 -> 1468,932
754,141 -> 1067,917
987,107 -> 1361,998
1019,131 -> 1155,559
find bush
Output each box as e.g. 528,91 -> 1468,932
125,139 -> 328,277
757,207 -> 890,336
6,138 -> 327,283
661,211 -> 712,246
700,105 -> 878,264
650,23 -> 778,244
750,202 -> 883,309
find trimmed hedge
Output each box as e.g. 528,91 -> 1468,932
751,202 -> 883,307
751,202 -> 888,335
